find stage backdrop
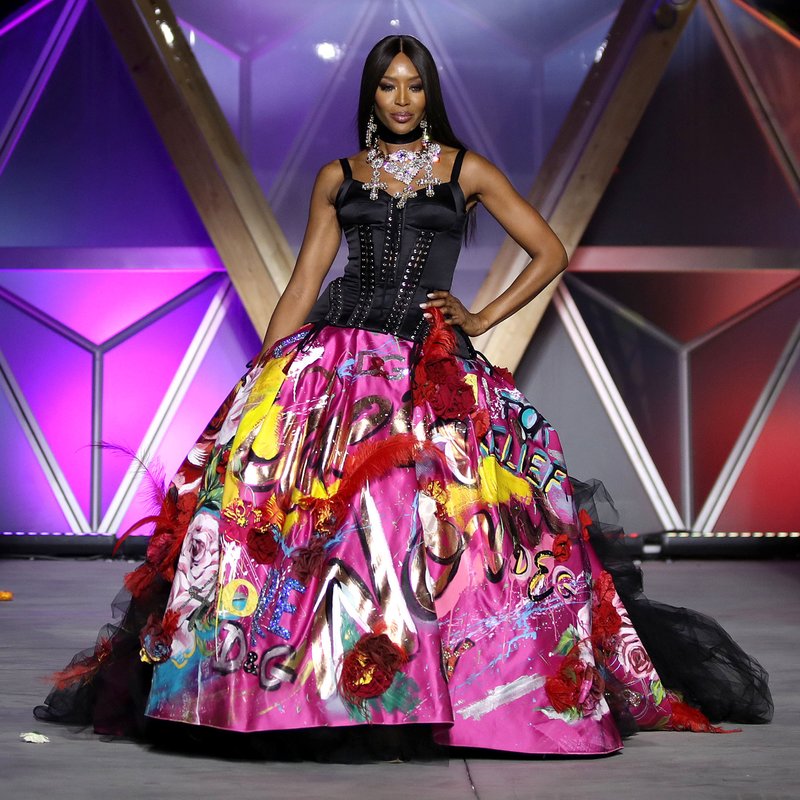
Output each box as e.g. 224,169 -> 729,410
0,0 -> 798,545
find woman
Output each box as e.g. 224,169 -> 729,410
36,35 -> 772,758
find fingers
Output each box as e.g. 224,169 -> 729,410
421,291 -> 463,325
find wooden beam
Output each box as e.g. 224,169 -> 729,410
471,0 -> 698,369
93,0 -> 294,335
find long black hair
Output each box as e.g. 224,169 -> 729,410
357,36 -> 466,152
356,36 -> 475,240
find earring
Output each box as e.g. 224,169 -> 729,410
420,117 -> 430,144
365,111 -> 378,150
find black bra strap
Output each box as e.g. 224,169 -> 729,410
339,157 -> 352,179
450,149 -> 467,182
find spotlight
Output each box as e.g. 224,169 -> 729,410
315,42 -> 343,62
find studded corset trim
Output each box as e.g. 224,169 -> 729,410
307,149 -> 468,343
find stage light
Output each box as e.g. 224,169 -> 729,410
594,39 -> 607,64
159,21 -> 175,47
315,42 -> 342,62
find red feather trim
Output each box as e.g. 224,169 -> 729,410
123,561 -> 158,598
51,638 -> 113,690
309,433 -> 444,533
160,609 -> 181,640
113,514 -> 160,555
420,306 -> 456,362
669,700 -> 739,734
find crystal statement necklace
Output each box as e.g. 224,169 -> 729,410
364,121 -> 441,208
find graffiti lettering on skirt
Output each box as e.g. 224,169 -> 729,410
250,568 -> 306,645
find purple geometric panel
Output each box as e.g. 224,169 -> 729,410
715,347 -> 800,531
0,1 -> 211,247
250,2 -> 370,212
0,296 -> 92,518
541,12 -> 617,175
404,2 -> 534,180
0,0 -> 66,129
170,0 -> 333,56
176,19 -> 241,140
0,268 -> 219,344
690,286 -> 800,516
0,375 -> 70,531
101,277 -> 225,517
115,289 -> 260,535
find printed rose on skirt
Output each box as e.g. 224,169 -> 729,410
617,630 -> 656,679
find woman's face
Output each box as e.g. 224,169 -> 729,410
373,53 -> 426,137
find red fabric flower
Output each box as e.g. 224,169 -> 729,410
339,629 -> 408,706
139,610 -> 181,664
552,533 -> 572,562
247,526 -> 279,564
412,313 -> 476,420
545,673 -> 581,713
291,536 -> 329,583
471,408 -> 490,440
424,357 -> 462,385
544,650 -> 586,712
492,365 -> 515,385
592,570 -> 623,648
578,509 -> 593,541
428,379 -> 476,420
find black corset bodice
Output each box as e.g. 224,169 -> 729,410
306,149 -> 468,342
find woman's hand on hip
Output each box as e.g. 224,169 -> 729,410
421,291 -> 489,337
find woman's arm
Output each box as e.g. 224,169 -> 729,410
259,160 -> 344,353
422,151 -> 568,336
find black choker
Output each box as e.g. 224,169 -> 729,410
375,118 -> 422,145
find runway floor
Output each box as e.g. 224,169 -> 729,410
1,557 -> 797,800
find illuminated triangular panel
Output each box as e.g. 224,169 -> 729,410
0,0 -> 211,248
0,295 -> 92,518
0,269 -> 220,344
690,285 -> 800,515
175,18 -> 241,139
100,277 -> 225,517
567,278 -> 683,512
116,289 -> 260,535
715,0 -> 800,178
581,5 -> 800,247
0,375 -> 70,531
514,303 -> 664,534
575,271 -> 799,343
0,0 -> 67,129
714,345 -> 800,531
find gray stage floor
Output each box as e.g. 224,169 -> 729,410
1,557 -> 797,800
